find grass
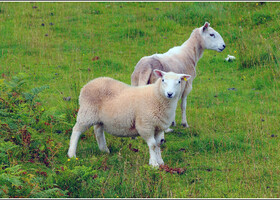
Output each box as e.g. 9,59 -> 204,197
0,2 -> 279,198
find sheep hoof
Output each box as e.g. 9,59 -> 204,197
157,157 -> 164,165
149,160 -> 159,168
158,161 -> 164,166
181,123 -> 189,128
67,151 -> 76,158
101,147 -> 110,154
160,139 -> 166,145
165,128 -> 174,133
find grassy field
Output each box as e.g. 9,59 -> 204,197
0,2 -> 279,198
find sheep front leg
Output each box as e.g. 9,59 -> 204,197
165,115 -> 176,133
154,131 -> 165,165
146,138 -> 160,167
171,117 -> 176,127
155,146 -> 164,166
181,96 -> 189,127
155,131 -> 166,146
181,85 -> 192,128
94,124 -> 110,153
165,128 -> 173,133
138,126 -> 163,167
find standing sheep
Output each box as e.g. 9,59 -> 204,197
131,22 -> 226,130
67,70 -> 191,167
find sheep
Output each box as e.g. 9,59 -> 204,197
67,70 -> 191,167
131,22 -> 226,131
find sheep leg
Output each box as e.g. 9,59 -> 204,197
171,116 -> 176,127
146,137 -> 160,167
154,132 -> 165,165
154,146 -> 164,166
181,95 -> 189,128
68,122 -> 89,158
165,115 -> 176,133
181,84 -> 192,128
137,125 -> 161,167
138,66 -> 152,86
155,131 -> 166,146
165,128 -> 173,133
141,133 -> 164,167
94,124 -> 110,153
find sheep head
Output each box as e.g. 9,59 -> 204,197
201,22 -> 226,52
153,69 -> 191,99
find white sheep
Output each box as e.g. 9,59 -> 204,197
67,70 -> 191,167
131,22 -> 226,131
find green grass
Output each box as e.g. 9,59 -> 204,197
0,2 -> 279,198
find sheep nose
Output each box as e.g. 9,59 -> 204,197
223,44 -> 226,49
167,92 -> 173,98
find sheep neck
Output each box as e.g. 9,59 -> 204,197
181,28 -> 205,67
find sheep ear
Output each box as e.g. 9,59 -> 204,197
181,74 -> 191,82
153,69 -> 165,78
203,22 -> 210,32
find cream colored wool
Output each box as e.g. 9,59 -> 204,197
67,70 -> 191,167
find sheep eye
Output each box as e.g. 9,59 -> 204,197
210,34 -> 215,38
162,79 -> 164,82
178,80 -> 181,84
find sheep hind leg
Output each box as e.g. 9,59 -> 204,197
94,124 -> 110,153
138,66 -> 152,86
68,122 -> 90,158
